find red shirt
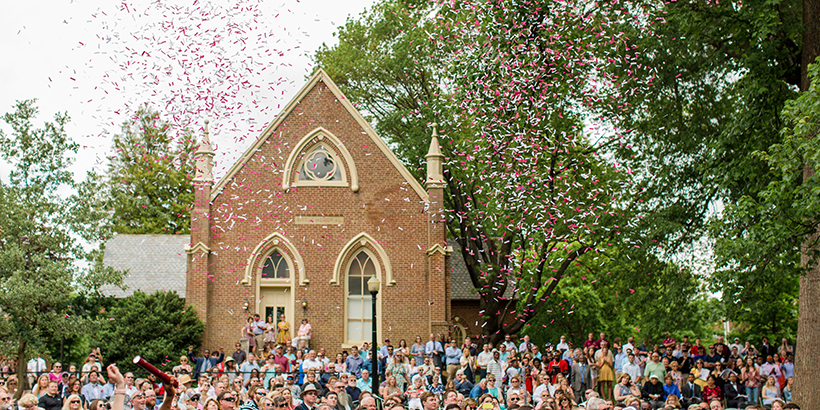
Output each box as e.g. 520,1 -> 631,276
273,354 -> 290,372
547,359 -> 569,384
704,385 -> 721,401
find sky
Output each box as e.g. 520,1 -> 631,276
0,0 -> 377,182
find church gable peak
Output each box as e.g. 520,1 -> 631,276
211,69 -> 427,202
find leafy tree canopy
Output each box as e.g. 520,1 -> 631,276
97,291 -> 204,372
316,0 -> 717,344
105,105 -> 195,234
0,100 -> 124,397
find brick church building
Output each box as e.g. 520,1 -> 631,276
185,69 -> 456,349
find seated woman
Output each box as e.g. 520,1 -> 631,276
613,373 -> 632,403
702,375 -> 721,403
292,319 -> 311,349
664,394 -> 682,409
761,376 -> 782,407
782,377 -> 793,402
173,356 -> 192,377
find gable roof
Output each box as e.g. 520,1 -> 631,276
211,68 -> 428,202
449,240 -> 516,300
99,234 -> 189,298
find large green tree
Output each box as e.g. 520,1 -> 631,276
0,100 -> 123,398
106,105 -> 195,234
596,0 -> 803,333
594,0 -> 818,405
522,242 -> 718,347
316,0 -> 690,344
96,291 -> 204,372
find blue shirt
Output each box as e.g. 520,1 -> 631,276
239,361 -> 261,377
81,382 -> 104,402
346,355 -> 364,377
445,346 -> 462,365
253,320 -> 267,335
614,352 -> 627,372
469,384 -> 488,399
662,383 -> 681,400
425,341 -> 443,356
357,378 -> 372,393
101,383 -> 116,400
781,362 -> 794,378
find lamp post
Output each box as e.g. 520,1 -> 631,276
367,275 -> 381,398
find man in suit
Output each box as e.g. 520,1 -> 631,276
188,347 -> 224,379
723,372 -> 745,408
680,373 -> 702,407
426,334 -> 445,369
570,349 -> 591,401
759,337 -> 777,358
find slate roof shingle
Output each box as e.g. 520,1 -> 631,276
99,234 -> 189,298
449,240 -> 516,300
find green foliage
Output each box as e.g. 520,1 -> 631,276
0,100 -> 124,395
106,105 -> 195,234
316,0 -> 720,343
96,291 -> 204,372
42,293 -> 120,365
597,0 -> 805,335
707,57 -> 820,340
522,247 -> 718,347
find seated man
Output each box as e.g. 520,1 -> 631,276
641,375 -> 664,409
453,370 -> 473,397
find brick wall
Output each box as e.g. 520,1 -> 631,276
187,78 -> 451,352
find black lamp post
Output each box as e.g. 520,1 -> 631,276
367,275 -> 381,398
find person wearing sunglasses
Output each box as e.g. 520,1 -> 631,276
217,392 -> 236,410
271,396 -> 289,410
0,391 -> 13,410
38,381 -> 62,410
130,391 -> 148,410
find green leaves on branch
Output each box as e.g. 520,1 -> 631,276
709,57 -> 820,340
0,100 -> 125,382
105,105 -> 195,235
96,291 -> 204,372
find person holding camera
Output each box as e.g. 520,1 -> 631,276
545,354 -> 568,384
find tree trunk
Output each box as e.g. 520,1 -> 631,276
794,0 -> 820,408
14,339 -> 27,400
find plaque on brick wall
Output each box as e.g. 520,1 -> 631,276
294,215 -> 344,225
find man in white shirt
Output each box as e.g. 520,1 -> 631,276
518,335 -> 533,353
729,338 -> 743,355
486,350 -> 505,382
27,356 -> 47,387
502,335 -> 516,352
124,373 -> 139,396
531,374 -> 550,405
476,344 -> 493,380
622,352 -> 642,385
556,336 -> 569,355
622,337 -> 635,355
302,350 -> 324,374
